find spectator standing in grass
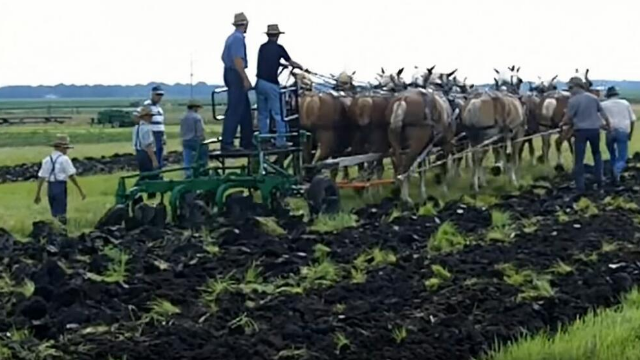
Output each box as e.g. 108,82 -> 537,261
561,77 -> 612,194
34,135 -> 86,226
133,107 -> 159,175
255,24 -> 304,148
602,86 -> 636,184
143,85 -> 166,168
180,99 -> 207,178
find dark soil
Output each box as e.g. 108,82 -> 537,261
0,151 -> 183,183
2,165 -> 640,359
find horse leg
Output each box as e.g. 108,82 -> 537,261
419,161 -> 427,202
527,138 -> 535,166
541,134 -> 551,164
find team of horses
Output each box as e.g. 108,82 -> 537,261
292,66 -> 593,204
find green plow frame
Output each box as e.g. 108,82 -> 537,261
112,131 -> 311,223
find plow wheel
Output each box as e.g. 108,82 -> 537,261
306,175 -> 340,217
224,192 -> 256,222
176,192 -> 212,229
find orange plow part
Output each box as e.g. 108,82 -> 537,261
335,179 -> 395,189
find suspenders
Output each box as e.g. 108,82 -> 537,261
48,155 -> 62,182
135,126 -> 141,150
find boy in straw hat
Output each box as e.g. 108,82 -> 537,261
256,24 -> 304,148
34,134 -> 86,226
220,12 -> 254,152
133,106 -> 160,173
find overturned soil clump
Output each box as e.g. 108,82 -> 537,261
2,165 -> 640,359
0,151 -> 183,183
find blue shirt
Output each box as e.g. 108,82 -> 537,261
256,40 -> 291,85
567,90 -> 605,130
222,30 -> 247,69
133,122 -> 154,151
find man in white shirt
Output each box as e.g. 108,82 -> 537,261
143,85 -> 166,168
34,135 -> 86,225
602,86 -> 637,182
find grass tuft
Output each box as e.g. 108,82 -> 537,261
418,202 -> 438,217
486,210 -> 516,242
497,263 -> 555,302
547,260 -> 574,276
574,198 -> 599,217
310,213 -> 358,233
428,221 -> 469,254
255,217 -> 287,236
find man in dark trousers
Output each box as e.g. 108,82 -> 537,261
561,77 -> 612,193
221,12 -> 253,152
255,24 -> 304,148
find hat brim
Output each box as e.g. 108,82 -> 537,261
53,143 -> 74,149
232,21 -> 248,26
152,91 -> 165,96
266,31 -> 285,35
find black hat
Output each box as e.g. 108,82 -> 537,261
151,85 -> 165,95
605,86 -> 620,99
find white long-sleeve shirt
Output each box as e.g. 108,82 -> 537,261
143,99 -> 165,132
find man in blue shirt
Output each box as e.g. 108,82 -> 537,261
561,77 -> 612,193
255,24 -> 304,148
221,12 -> 253,152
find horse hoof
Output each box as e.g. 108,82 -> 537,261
490,165 -> 503,177
536,155 -> 545,165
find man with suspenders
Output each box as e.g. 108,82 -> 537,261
34,135 -> 86,225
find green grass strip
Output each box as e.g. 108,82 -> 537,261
482,288 -> 640,360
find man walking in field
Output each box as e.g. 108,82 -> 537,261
602,86 -> 636,183
220,12 -> 253,152
143,85 -> 166,168
255,24 -> 304,148
561,77 -> 612,194
180,99 -> 207,178
34,135 -> 86,226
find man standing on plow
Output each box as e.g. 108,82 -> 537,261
255,24 -> 304,148
143,85 -> 166,168
221,12 -> 253,152
602,86 -> 636,184
561,77 -> 612,194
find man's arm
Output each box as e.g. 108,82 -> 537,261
229,37 -> 251,90
629,103 -> 636,140
69,175 -> 86,200
280,45 -> 304,70
34,178 -> 45,204
196,115 -> 205,141
597,101 -> 612,130
143,129 -> 159,168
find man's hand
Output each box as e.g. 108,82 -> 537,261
243,78 -> 252,91
34,195 -> 41,205
152,158 -> 159,169
79,191 -> 87,201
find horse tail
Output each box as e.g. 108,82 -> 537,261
389,97 -> 407,131
541,98 -> 557,119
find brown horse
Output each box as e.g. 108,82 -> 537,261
348,94 -> 392,180
461,90 -> 526,191
296,72 -> 355,180
387,88 -> 456,203
538,90 -> 573,166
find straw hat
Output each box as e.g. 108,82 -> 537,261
187,99 -> 203,108
232,12 -> 248,26
52,134 -> 73,149
567,77 -> 586,90
265,24 -> 285,35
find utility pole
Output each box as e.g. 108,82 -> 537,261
190,54 -> 194,99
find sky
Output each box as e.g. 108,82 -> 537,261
0,0 -> 638,87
